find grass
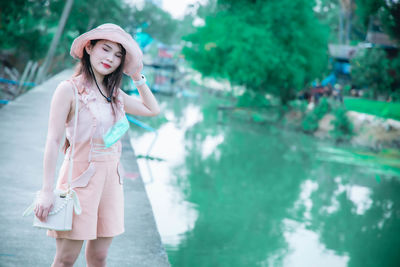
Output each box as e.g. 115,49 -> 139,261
344,97 -> 400,121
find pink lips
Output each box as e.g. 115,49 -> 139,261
102,63 -> 111,69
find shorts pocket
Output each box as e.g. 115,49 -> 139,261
117,162 -> 125,185
70,162 -> 96,188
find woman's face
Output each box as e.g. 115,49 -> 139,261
85,40 -> 123,76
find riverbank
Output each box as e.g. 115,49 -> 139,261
314,111 -> 400,150
213,93 -> 400,151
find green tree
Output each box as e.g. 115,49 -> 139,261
381,1 -> 400,41
316,0 -> 368,44
48,0 -> 130,72
182,0 -> 329,105
389,55 -> 400,101
356,0 -> 400,41
0,0 -> 57,62
1,0 -> 184,76
350,47 -> 393,99
0,0 -> 130,72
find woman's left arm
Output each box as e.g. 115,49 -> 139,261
120,74 -> 160,117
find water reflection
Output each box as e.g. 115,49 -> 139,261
303,164 -> 400,267
316,146 -> 400,177
129,92 -> 400,267
279,219 -> 350,267
130,104 -> 203,246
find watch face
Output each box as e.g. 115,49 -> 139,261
134,75 -> 146,86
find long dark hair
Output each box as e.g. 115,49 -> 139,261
64,39 -> 126,153
76,39 -> 126,118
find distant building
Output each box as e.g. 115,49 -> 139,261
328,44 -> 359,61
366,16 -> 398,48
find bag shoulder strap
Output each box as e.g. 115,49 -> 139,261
67,79 -> 79,187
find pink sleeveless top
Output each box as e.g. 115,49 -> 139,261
64,75 -> 126,163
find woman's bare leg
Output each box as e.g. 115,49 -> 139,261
52,238 -> 84,267
85,237 -> 113,267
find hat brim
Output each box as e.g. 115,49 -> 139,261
70,27 -> 143,76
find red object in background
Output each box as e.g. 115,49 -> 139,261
155,75 -> 167,84
311,87 -> 325,94
158,48 -> 173,58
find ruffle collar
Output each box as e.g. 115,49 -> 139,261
71,76 -> 96,104
71,75 -> 124,106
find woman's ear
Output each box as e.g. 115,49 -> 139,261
84,43 -> 92,55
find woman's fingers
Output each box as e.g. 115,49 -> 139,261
35,206 -> 43,221
34,205 -> 41,217
35,205 -> 51,222
43,203 -> 53,221
41,208 -> 49,222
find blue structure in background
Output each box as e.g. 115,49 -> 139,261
334,61 -> 351,75
0,77 -> 35,87
135,32 -> 153,49
0,77 -> 37,105
313,60 -> 350,87
321,72 -> 337,86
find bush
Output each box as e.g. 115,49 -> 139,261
236,91 -> 270,108
313,97 -> 331,120
302,112 -> 320,132
288,99 -> 308,113
330,106 -> 354,141
301,97 -> 331,133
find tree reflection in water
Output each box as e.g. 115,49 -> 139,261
132,93 -> 400,267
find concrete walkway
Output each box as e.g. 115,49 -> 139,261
0,70 -> 170,266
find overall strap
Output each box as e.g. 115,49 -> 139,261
68,80 -> 79,188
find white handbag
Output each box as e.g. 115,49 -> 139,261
23,80 -> 81,231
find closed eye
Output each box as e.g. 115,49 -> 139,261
103,44 -> 121,57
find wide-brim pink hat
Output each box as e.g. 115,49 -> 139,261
70,23 -> 143,76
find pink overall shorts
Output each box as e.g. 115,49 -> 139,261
47,76 -> 126,240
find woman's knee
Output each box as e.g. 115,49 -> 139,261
52,238 -> 83,267
85,237 -> 113,266
86,248 -> 108,265
53,253 -> 79,267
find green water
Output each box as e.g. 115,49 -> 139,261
129,91 -> 400,267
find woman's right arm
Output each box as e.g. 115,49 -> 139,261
35,81 -> 74,222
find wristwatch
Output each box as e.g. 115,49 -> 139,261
133,74 -> 146,87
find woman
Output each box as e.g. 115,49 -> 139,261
34,23 -> 160,266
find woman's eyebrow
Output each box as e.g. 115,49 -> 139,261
103,43 -> 122,54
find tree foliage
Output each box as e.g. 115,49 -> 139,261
1,0 -> 129,69
0,0 -> 182,73
350,48 -> 394,99
0,0 -> 56,61
182,0 -> 329,105
356,0 -> 400,41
